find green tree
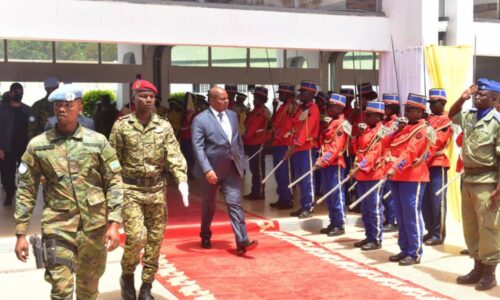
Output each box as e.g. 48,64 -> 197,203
82,90 -> 116,117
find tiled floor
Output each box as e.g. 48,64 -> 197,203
0,156 -> 499,299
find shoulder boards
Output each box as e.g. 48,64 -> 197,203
377,125 -> 392,138
469,108 -> 477,112
426,126 -> 437,144
494,112 -> 500,122
33,145 -> 55,151
341,120 -> 352,136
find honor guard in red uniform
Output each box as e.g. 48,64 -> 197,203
269,83 -> 299,209
422,88 -> 453,246
386,94 -> 432,266
381,93 -> 401,232
316,94 -> 351,236
285,81 -> 320,218
243,86 -> 271,200
351,101 -> 389,250
341,88 -> 357,208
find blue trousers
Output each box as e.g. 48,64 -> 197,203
245,145 -> 265,196
422,167 -> 448,240
383,182 -> 397,225
200,164 -> 249,245
321,165 -> 345,227
291,148 -> 317,211
390,181 -> 426,259
358,181 -> 384,243
272,146 -> 293,205
344,154 -> 355,206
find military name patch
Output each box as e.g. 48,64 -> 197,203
154,127 -> 164,133
109,160 -> 121,172
34,145 -> 55,151
18,162 -> 28,175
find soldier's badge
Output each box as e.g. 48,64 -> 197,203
337,131 -> 343,137
29,116 -> 35,123
154,127 -> 164,133
416,132 -> 423,139
18,162 -> 28,175
109,160 -> 121,172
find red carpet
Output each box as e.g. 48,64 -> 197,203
152,188 -> 450,299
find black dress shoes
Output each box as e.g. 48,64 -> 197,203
277,202 -> 294,210
424,237 -> 444,246
389,252 -> 406,262
244,193 -> 265,200
354,239 -> 368,248
290,208 -> 303,217
237,240 -> 258,255
320,224 -> 333,234
201,238 -> 211,249
423,233 -> 431,242
269,201 -> 280,208
457,259 -> 483,285
361,242 -> 381,251
398,256 -> 420,266
297,210 -> 313,219
327,227 -> 345,236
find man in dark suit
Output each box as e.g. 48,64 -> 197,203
192,86 -> 258,255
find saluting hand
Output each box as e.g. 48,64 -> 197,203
15,235 -> 29,262
104,222 -> 120,252
460,85 -> 478,101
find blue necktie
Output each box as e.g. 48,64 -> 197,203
218,112 -> 223,122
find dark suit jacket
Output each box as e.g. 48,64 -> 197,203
192,108 -> 245,179
0,103 -> 33,153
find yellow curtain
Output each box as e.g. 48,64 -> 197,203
425,45 -> 473,222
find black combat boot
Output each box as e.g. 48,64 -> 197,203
476,264 -> 497,291
138,282 -> 154,300
457,259 -> 483,285
120,273 -> 136,300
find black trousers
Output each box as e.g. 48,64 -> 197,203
0,151 -> 23,195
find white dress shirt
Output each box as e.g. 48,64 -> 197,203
210,107 -> 232,142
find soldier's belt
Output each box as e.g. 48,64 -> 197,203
123,176 -> 163,187
464,167 -> 497,176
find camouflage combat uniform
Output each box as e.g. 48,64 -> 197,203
109,113 -> 187,283
29,97 -> 54,139
15,125 -> 123,300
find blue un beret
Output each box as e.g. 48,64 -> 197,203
48,84 -> 83,102
477,78 -> 500,93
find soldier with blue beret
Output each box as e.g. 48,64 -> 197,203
450,78 -> 500,291
14,83 -> 124,299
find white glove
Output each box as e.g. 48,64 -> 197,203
178,182 -> 189,207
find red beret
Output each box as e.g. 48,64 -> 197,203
132,79 -> 158,94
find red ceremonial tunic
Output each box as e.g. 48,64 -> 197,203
426,113 -> 453,168
271,99 -> 300,147
318,115 -> 348,168
293,102 -> 320,152
352,122 -> 386,181
243,105 -> 271,145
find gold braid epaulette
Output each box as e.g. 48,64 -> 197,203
390,123 -> 427,147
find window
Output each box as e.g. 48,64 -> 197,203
0,40 -> 4,61
172,46 -> 209,66
343,52 -> 377,70
250,48 -> 282,68
211,47 -> 247,67
474,0 -> 499,19
286,50 -> 319,68
7,40 -> 52,62
101,43 -> 118,64
56,42 -> 98,63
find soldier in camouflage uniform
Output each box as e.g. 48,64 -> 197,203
110,79 -> 188,300
14,83 -> 123,300
29,77 -> 59,139
450,79 -> 500,291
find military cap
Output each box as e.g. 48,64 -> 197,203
253,86 -> 268,98
44,76 -> 60,88
340,88 -> 355,97
48,84 -> 83,102
428,88 -> 447,101
366,101 -> 385,114
328,93 -> 346,107
225,84 -> 238,93
382,93 -> 400,105
132,79 -> 158,95
298,81 -> 318,93
315,91 -> 327,103
406,93 -> 427,110
236,92 -> 247,100
477,78 -> 500,93
278,83 -> 295,94
358,82 -> 378,99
